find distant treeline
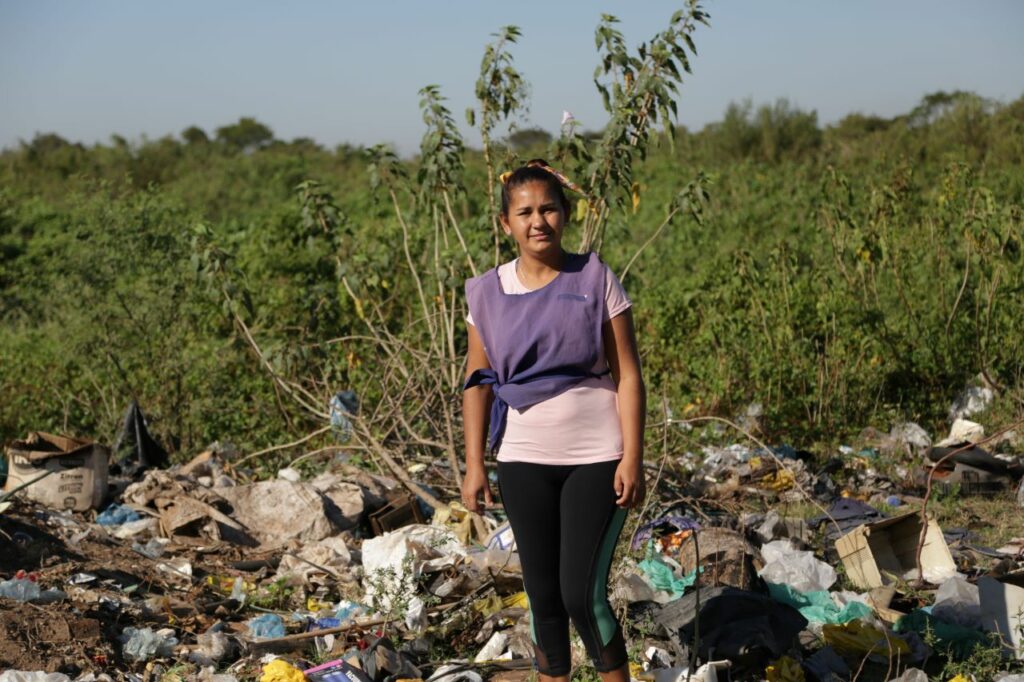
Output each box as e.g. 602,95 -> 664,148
7,90 -> 1023,182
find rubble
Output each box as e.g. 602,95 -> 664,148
3,417 -> 1024,680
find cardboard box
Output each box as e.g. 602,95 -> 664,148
4,432 -> 109,511
835,512 -> 956,590
368,494 -> 425,536
979,574 -> 1024,659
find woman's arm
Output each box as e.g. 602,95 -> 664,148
462,323 -> 494,512
603,308 -> 647,508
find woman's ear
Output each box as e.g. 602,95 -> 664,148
499,213 -> 511,235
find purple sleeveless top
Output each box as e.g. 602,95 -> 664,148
464,251 -> 608,452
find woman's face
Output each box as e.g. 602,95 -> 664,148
500,180 -> 567,259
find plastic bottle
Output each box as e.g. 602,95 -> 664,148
0,577 -> 41,601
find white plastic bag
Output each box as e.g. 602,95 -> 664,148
758,539 -> 836,593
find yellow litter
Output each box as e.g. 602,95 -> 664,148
765,655 -> 805,681
822,620 -> 910,659
260,659 -> 305,682
502,591 -> 528,609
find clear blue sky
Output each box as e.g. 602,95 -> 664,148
1,0 -> 1021,155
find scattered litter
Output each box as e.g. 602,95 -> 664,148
120,626 -> 178,661
2,413 -> 1020,678
821,619 -> 910,659
473,630 -> 509,661
801,645 -> 850,680
931,575 -> 981,628
277,467 -> 302,482
979,574 -> 1024,659
888,422 -> 931,450
0,574 -> 65,603
111,401 -> 169,477
190,630 -> 232,666
0,674 -> 73,682
655,586 -> 807,673
306,658 -> 374,682
679,526 -> 759,591
0,576 -> 41,602
759,539 -> 836,593
936,417 -> 986,446
4,432 -> 109,511
638,546 -> 698,600
894,609 -> 990,660
767,583 -> 872,625
888,669 -> 929,682
426,664 -> 483,682
259,658 -> 305,682
835,511 -> 957,588
329,390 -> 359,442
215,480 -> 343,547
361,524 -> 465,609
949,385 -> 994,420
95,503 -> 142,526
247,613 -> 286,640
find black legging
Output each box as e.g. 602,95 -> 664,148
497,459 -> 628,676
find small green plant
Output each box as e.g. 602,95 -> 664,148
366,552 -> 419,644
249,577 -> 296,610
939,636 -> 1022,679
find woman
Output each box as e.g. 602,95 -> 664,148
461,159 -> 646,682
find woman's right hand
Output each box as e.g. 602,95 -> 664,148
461,465 -> 493,513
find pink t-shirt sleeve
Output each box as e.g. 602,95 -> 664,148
603,263 -> 632,322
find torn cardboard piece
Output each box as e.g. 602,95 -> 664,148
835,512 -> 956,589
678,526 -> 761,591
4,432 -> 109,511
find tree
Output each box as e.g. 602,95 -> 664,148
181,125 -> 209,145
507,127 -> 552,150
214,117 -> 274,152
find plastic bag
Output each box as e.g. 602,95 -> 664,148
767,583 -> 872,624
247,613 -> 285,640
120,626 -> 178,661
638,546 -> 698,599
931,576 -> 981,628
821,620 -> 909,659
260,659 -> 304,682
96,503 -> 142,526
759,539 -> 835,593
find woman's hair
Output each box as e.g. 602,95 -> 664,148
500,158 -> 572,218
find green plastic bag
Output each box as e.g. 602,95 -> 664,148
768,582 -> 873,624
638,543 -> 699,599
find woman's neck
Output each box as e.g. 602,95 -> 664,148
516,249 -> 566,289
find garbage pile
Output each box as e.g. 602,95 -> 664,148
3,400 -> 1024,681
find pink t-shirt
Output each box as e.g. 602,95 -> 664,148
467,259 -> 631,464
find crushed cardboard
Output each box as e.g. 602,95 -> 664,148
4,432 -> 109,511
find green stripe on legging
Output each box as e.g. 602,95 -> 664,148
592,507 -> 627,645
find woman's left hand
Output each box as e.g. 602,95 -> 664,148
614,455 -> 645,508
